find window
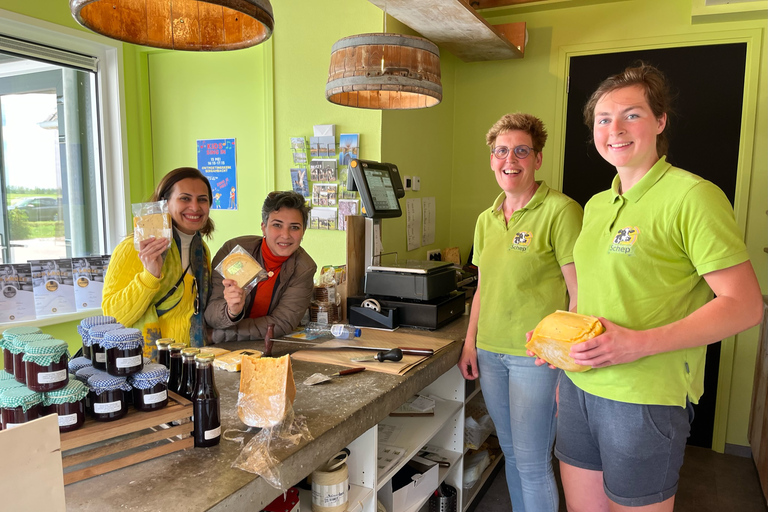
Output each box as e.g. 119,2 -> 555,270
0,10 -> 126,264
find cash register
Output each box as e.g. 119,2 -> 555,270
345,159 -> 465,330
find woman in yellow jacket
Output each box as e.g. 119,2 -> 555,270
102,168 -> 214,357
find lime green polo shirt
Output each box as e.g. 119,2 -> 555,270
473,182 -> 583,356
569,157 -> 750,407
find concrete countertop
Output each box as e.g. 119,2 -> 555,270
64,317 -> 468,511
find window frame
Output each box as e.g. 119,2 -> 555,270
0,8 -> 128,254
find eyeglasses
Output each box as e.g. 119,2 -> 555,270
491,145 -> 535,160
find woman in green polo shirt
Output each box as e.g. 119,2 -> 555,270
554,63 -> 763,511
457,113 -> 582,512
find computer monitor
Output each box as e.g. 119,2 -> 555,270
347,159 -> 405,219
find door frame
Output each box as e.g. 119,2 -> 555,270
550,28 -> 763,453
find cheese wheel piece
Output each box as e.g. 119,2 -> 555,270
525,310 -> 604,372
238,354 -> 296,427
221,252 -> 263,289
133,213 -> 171,243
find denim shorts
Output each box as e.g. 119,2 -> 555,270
555,375 -> 694,507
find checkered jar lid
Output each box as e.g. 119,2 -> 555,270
128,363 -> 170,389
101,328 -> 143,350
2,326 -> 42,341
87,373 -> 132,394
88,323 -> 124,343
22,339 -> 70,366
43,379 -> 89,406
75,366 -> 107,384
68,356 -> 93,374
6,333 -> 54,355
0,386 -> 43,412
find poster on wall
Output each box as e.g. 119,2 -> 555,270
197,138 -> 237,210
0,263 -> 35,322
29,258 -> 76,317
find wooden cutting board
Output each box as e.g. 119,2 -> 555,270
290,329 -> 456,375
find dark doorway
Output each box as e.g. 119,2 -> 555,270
562,43 -> 748,449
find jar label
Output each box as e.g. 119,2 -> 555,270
58,413 -> 79,427
204,424 -> 221,440
95,352 -> 106,363
144,389 -> 167,405
38,369 -> 67,384
312,481 -> 349,507
94,400 -> 122,414
317,312 -> 329,324
116,355 -> 142,369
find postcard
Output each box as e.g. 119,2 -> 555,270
339,167 -> 358,200
312,183 -> 338,207
290,168 -> 310,198
310,159 -> 337,182
310,207 -> 338,230
290,137 -> 306,151
318,136 -> 335,157
0,263 -> 35,322
339,133 -> 360,166
337,199 -> 359,231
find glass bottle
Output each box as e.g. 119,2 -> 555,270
156,338 -> 173,369
192,352 -> 220,448
179,347 -> 200,400
167,343 -> 185,392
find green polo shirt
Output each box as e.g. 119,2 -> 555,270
473,182 -> 583,356
569,157 -> 750,407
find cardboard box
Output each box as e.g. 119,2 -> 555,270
378,456 -> 438,512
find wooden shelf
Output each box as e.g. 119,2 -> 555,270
366,0 -> 525,62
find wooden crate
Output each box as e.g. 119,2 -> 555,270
61,390 -> 193,485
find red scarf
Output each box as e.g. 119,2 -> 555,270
249,241 -> 290,318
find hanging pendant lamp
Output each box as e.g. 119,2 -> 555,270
326,33 -> 442,110
70,0 -> 274,51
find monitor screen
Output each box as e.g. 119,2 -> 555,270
347,159 -> 404,219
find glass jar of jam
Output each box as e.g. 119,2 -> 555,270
43,379 -> 88,433
8,333 -> 53,385
2,327 -> 42,376
102,328 -> 144,377
156,338 -> 173,369
78,315 -> 116,361
168,343 -> 185,392
75,367 -> 107,416
0,379 -> 25,430
68,356 -> 93,375
0,387 -> 43,430
178,348 -> 200,400
87,373 -> 131,422
192,352 -> 220,447
128,364 -> 170,412
23,339 -> 70,392
88,323 -> 123,371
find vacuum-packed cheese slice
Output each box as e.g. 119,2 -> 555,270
525,310 -> 604,372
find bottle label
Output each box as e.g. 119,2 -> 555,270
38,369 -> 67,384
95,352 -> 106,363
204,425 -> 221,440
116,355 -> 142,369
317,312 -> 328,324
94,400 -> 122,414
58,413 -> 79,427
330,324 -> 349,338
143,389 -> 167,405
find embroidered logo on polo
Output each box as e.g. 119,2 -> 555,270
509,231 -> 532,252
608,226 -> 639,255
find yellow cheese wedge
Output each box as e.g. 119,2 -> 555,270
525,310 -> 604,372
238,354 -> 296,427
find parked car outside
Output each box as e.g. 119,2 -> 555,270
7,196 -> 62,221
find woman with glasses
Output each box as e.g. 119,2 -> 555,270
205,191 -> 316,342
458,113 -> 582,512
550,63 -> 763,512
103,167 -> 214,356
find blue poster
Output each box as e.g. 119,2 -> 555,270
197,138 -> 237,210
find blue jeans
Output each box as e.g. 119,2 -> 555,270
477,349 -> 560,512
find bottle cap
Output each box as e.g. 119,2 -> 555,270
170,342 -> 186,352
181,347 -> 200,358
194,352 -> 215,364
354,328 -> 362,337
156,338 -> 174,349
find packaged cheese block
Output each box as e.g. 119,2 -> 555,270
238,354 -> 296,427
132,200 -> 172,250
216,245 -> 268,292
213,348 -> 261,372
525,310 -> 604,372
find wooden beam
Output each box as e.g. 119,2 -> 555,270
367,0 -> 524,62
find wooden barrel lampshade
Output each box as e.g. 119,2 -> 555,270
70,0 -> 274,51
326,33 -> 442,110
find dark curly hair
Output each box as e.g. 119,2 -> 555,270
261,191 -> 311,228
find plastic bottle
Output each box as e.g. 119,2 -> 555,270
305,322 -> 362,340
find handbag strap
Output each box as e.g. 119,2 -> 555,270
154,261 -> 191,316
